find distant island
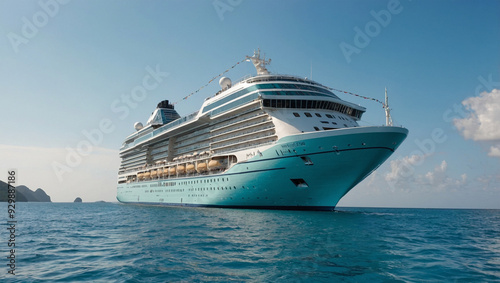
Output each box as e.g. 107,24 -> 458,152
0,180 -> 52,202
74,197 -> 82,203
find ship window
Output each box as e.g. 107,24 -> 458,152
321,121 -> 329,124
323,127 -> 337,130
332,122 -> 338,125
314,127 -> 320,131
344,124 -> 348,127
293,112 -> 300,117
304,112 -> 312,117
261,98 -> 363,118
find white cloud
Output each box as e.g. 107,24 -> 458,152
0,144 -> 120,202
454,89 -> 500,141
385,154 -> 427,185
488,145 -> 500,157
384,154 -> 468,193
454,89 -> 500,158
337,155 -> 499,209
419,160 -> 467,192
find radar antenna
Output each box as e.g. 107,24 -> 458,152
246,48 -> 271,75
385,88 -> 393,126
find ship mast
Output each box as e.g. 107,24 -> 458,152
385,87 -> 393,126
246,49 -> 271,75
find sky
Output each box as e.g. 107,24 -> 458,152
0,0 -> 499,208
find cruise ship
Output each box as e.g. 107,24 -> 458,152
116,50 -> 408,210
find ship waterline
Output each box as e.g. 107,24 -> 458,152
117,50 -> 408,210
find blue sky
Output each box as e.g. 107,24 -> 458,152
1,0 -> 499,207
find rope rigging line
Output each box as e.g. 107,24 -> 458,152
172,58 -> 248,105
172,56 -> 387,110
326,87 -> 387,108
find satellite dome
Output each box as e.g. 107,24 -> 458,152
219,77 -> 232,90
134,122 -> 143,131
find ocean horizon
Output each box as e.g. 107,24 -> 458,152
1,202 -> 499,282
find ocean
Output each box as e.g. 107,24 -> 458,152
2,203 -> 499,282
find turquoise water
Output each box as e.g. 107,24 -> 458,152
2,203 -> 500,282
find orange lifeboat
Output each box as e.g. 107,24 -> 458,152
177,165 -> 186,174
186,164 -> 195,173
208,159 -> 222,170
143,171 -> 151,178
196,162 -> 207,173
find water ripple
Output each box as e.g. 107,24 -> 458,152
4,204 -> 500,282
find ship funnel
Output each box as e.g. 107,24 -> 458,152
157,100 -> 174,109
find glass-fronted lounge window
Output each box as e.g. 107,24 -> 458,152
261,98 -> 364,119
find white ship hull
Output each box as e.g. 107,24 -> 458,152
117,126 -> 407,210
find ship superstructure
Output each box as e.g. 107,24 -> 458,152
117,50 -> 408,210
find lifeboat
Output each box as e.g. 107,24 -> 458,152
151,170 -> 157,177
169,167 -> 176,175
208,159 -> 222,170
177,165 -> 186,174
137,173 -> 144,180
157,169 -> 163,177
186,164 -> 195,173
143,171 -> 151,178
196,162 -> 207,173
163,168 -> 169,175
